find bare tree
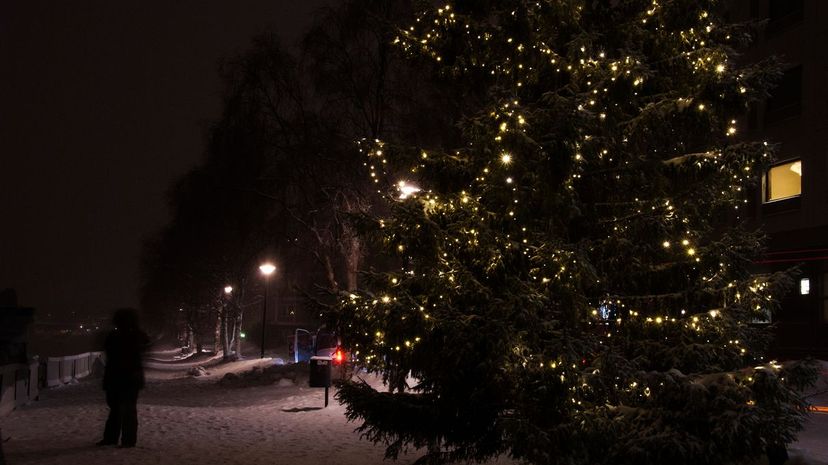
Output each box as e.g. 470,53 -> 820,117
139,0 -> 474,348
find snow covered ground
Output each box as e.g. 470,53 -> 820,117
1,350 -> 827,465
0,350 -> 513,465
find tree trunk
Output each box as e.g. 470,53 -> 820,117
220,309 -> 231,360
214,311 -> 222,354
323,254 -> 339,292
234,312 -> 243,359
227,317 -> 236,358
345,235 -> 361,291
187,325 -> 195,352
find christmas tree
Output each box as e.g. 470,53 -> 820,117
332,1 -> 817,464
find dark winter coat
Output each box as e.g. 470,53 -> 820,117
103,327 -> 150,391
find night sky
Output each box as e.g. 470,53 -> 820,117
0,1 -> 327,321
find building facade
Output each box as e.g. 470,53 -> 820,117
735,0 -> 828,357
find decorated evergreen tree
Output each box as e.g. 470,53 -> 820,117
331,1 -> 817,464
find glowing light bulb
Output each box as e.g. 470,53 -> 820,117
398,181 -> 421,199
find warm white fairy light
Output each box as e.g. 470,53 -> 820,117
347,3 -> 786,444
398,181 -> 421,199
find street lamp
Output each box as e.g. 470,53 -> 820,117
258,263 -> 276,358
221,285 -> 233,359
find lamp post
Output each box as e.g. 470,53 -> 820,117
258,263 -> 276,358
221,286 -> 233,359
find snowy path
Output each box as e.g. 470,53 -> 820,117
0,356 -> 513,465
2,354 -> 828,465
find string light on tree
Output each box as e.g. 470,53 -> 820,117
397,181 -> 421,199
332,2 -> 818,465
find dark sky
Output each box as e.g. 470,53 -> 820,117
0,1 -> 327,320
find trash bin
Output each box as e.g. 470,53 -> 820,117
309,356 -> 332,388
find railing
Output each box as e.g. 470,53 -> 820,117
0,360 -> 39,417
45,352 -> 104,387
0,351 -> 104,416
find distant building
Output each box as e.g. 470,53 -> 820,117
733,0 -> 828,357
0,288 -> 35,364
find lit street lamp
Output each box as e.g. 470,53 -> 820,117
258,263 -> 276,358
221,285 -> 233,359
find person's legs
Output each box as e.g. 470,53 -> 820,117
100,390 -> 121,445
119,389 -> 139,447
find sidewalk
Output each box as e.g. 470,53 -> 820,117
794,361 -> 828,464
793,412 -> 828,464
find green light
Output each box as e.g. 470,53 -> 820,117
240,332 -> 246,339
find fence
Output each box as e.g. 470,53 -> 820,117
0,351 -> 104,416
0,360 -> 39,417
46,352 -> 103,387
45,352 -> 104,387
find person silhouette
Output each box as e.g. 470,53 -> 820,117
97,308 -> 149,448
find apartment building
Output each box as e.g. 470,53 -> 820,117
733,0 -> 828,357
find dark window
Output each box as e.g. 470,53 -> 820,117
769,0 -> 803,21
750,0 -> 761,18
747,103 -> 759,133
823,272 -> 828,322
765,66 -> 802,123
768,0 -> 803,33
750,0 -> 762,18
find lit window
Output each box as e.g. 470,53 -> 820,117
800,278 -> 810,295
764,160 -> 801,202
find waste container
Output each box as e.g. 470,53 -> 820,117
309,356 -> 332,388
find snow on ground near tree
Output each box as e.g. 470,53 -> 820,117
1,352 -> 827,465
0,350 -> 514,465
795,360 -> 828,464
